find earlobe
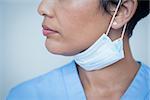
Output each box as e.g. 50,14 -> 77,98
112,0 -> 138,29
113,21 -> 117,26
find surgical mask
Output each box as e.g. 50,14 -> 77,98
74,0 -> 127,71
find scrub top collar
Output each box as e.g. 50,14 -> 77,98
62,60 -> 86,100
62,60 -> 149,100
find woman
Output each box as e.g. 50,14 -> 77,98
7,0 -> 149,100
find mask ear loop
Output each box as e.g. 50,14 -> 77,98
106,0 -> 122,36
120,23 -> 127,39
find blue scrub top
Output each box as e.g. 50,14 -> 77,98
7,60 -> 150,100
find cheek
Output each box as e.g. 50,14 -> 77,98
59,5 -> 108,47
59,0 -> 100,31
46,0 -> 110,56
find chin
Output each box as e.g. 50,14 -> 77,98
45,38 -> 83,56
46,47 -> 77,56
45,43 -> 78,56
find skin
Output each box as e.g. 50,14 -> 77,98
38,0 -> 110,56
38,0 -> 139,99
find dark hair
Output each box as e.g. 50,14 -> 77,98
101,0 -> 150,38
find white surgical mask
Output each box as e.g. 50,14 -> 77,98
74,0 -> 127,71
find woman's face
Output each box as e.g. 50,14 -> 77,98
38,0 -> 111,56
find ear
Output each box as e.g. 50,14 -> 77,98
111,0 -> 138,29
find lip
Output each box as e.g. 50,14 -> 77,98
42,25 -> 59,36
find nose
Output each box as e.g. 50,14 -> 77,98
38,0 -> 55,18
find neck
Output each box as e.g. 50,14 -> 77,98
76,34 -> 140,96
